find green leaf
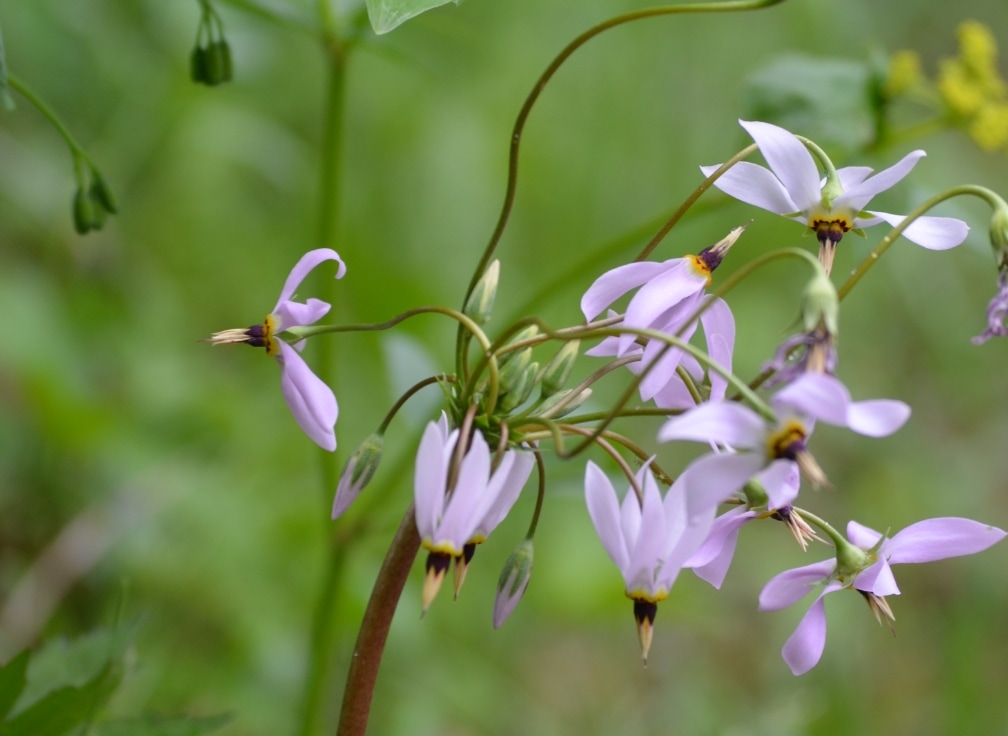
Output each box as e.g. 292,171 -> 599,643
93,713 -> 233,736
743,53 -> 876,155
0,663 -> 121,736
0,22 -> 15,111
0,651 -> 30,720
364,0 -> 460,35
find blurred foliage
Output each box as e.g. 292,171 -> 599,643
0,1 -> 1007,735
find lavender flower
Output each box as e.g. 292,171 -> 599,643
657,373 -> 910,509
759,517 -> 1006,675
414,414 -> 534,613
208,248 -> 346,450
972,271 -> 1008,344
702,120 -> 969,272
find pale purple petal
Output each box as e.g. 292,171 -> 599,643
973,273 -> 1008,345
835,166 -> 873,190
836,150 -> 925,212
700,297 -> 736,402
275,248 -> 346,306
580,261 -> 670,321
885,517 -> 1007,564
854,558 -> 900,597
657,401 -> 767,449
678,451 -> 764,519
276,341 -> 337,451
740,120 -> 822,213
331,454 -> 362,520
687,507 -> 757,589
275,297 -> 331,330
759,559 -> 835,610
434,432 -> 492,548
845,399 -> 911,436
475,451 -> 535,538
414,418 -> 453,540
701,160 -> 799,216
860,211 -> 969,250
625,472 -> 667,594
756,459 -> 800,509
585,462 -> 630,573
772,373 -> 850,426
846,520 -> 883,550
781,585 -> 841,676
623,261 -> 706,330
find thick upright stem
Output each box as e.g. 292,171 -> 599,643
336,506 -> 421,736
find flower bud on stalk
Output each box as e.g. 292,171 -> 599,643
331,433 -> 384,519
540,339 -> 580,398
464,260 -> 500,325
493,539 -> 534,629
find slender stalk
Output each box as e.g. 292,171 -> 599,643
336,506 -> 421,736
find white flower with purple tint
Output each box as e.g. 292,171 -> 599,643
702,120 -> 968,272
414,414 -> 534,613
657,373 -> 910,510
759,517 -> 1006,675
208,248 -> 346,450
972,271 -> 1008,344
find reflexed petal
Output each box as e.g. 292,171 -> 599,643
845,399 -> 911,436
772,373 -> 850,426
414,418 -> 453,540
435,432 -> 492,548
274,248 -> 346,311
276,342 -> 337,451
700,297 -> 736,402
580,261 -> 670,321
585,462 -> 630,573
687,507 -> 757,589
854,558 -> 900,597
657,401 -> 767,449
739,120 -> 822,213
701,161 -> 798,215
861,211 -> 969,250
781,585 -> 841,676
756,459 -> 800,509
623,261 -> 705,330
759,559 -> 835,610
835,165 -> 873,190
837,150 -> 925,212
678,451 -> 763,519
846,520 -> 884,550
475,450 -> 535,538
275,297 -> 331,330
886,517 -> 1007,564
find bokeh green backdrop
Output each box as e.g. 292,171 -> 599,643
1,0 -> 1007,734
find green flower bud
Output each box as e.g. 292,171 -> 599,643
989,202 -> 1008,269
72,187 -> 94,235
540,339 -> 580,398
499,362 -> 538,413
463,260 -> 500,325
204,42 -> 227,85
801,268 -> 839,337
190,45 -> 208,84
537,387 -> 591,419
89,174 -> 117,214
497,326 -> 539,367
331,433 -> 384,520
493,538 -> 533,629
88,191 -> 108,230
215,40 -> 233,82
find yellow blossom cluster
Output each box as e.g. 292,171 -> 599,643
889,20 -> 1008,153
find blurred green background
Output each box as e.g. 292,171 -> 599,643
2,0 -> 1008,734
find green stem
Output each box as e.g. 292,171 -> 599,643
792,506 -> 846,549
837,184 -> 1003,301
454,0 -> 790,382
6,73 -> 95,167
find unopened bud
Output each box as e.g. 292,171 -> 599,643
801,268 -> 839,337
204,41 -> 227,85
190,45 -> 208,84
493,539 -> 533,629
499,362 -> 538,413
89,173 -> 117,214
331,433 -> 384,519
463,260 -> 500,325
540,339 -> 580,397
537,387 -> 591,419
989,202 -> 1008,269
72,188 -> 94,235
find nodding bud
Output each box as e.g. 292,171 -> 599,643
464,260 -> 500,325
496,342 -> 535,390
190,45 -> 208,84
989,202 -> 1008,269
89,174 -> 117,214
499,361 -> 539,413
540,339 -> 580,397
493,539 -> 533,629
72,187 -> 95,235
801,268 -> 839,337
537,387 -> 591,419
331,433 -> 384,519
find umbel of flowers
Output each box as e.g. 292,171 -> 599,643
209,118 -> 1008,679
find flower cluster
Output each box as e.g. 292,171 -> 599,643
210,118 -> 1006,678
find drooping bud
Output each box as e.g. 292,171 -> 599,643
989,200 -> 1008,269
89,172 -> 118,214
493,538 -> 533,629
331,432 -> 384,519
72,187 -> 95,235
463,260 -> 500,325
540,339 -> 580,398
190,44 -> 208,84
204,40 -> 228,85
496,338 -> 535,393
